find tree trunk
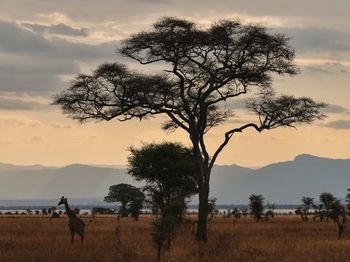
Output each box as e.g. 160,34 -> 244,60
196,192 -> 208,242
191,136 -> 211,242
195,168 -> 210,242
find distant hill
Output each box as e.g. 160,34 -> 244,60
0,154 -> 349,205
0,164 -> 139,200
235,154 -> 350,204
0,162 -> 54,172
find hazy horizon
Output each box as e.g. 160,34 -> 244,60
2,153 -> 349,169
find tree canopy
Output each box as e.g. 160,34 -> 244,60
104,183 -> 144,218
249,194 -> 264,222
128,141 -> 197,256
127,141 -> 197,212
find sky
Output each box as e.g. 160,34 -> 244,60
0,0 -> 349,167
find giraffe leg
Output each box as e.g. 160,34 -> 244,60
79,232 -> 84,244
69,225 -> 75,244
71,231 -> 75,243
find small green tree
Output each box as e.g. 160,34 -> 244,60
249,194 -> 264,222
241,208 -> 249,219
296,197 -> 314,222
320,192 -> 336,211
318,192 -> 347,238
327,200 -> 347,239
319,192 -> 336,221
129,189 -> 145,220
231,208 -> 241,223
128,142 -> 197,215
345,188 -> 350,214
207,197 -> 219,221
104,183 -> 144,218
128,142 -> 197,257
265,203 -> 276,221
152,197 -> 186,260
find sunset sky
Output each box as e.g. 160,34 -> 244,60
0,0 -> 349,167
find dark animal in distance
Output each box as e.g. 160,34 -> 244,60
51,212 -> 60,218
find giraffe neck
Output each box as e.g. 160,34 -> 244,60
64,200 -> 75,218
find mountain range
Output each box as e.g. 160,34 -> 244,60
0,154 -> 349,205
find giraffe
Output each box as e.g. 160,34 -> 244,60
58,196 -> 85,243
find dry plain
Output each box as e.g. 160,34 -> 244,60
0,215 -> 350,261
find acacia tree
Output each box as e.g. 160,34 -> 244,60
104,183 -> 144,218
296,196 -> 314,222
53,17 -> 325,241
128,142 -> 197,214
327,199 -> 347,239
320,192 -> 336,221
249,194 -> 264,222
128,142 -> 197,258
345,188 -> 350,214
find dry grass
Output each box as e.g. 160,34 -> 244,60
0,215 -> 350,261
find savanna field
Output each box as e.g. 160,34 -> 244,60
1,215 -> 350,262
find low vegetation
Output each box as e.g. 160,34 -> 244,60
1,214 -> 350,261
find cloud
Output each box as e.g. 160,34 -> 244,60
324,120 -> 350,129
0,116 -> 42,127
0,20 -> 121,94
50,123 -> 72,129
0,20 -> 54,54
301,62 -> 349,75
31,136 -> 44,142
129,0 -> 170,3
0,72 -> 65,94
22,22 -> 89,37
0,20 -> 118,60
321,104 -> 349,114
0,97 -> 48,110
272,26 -> 350,52
224,99 -> 247,110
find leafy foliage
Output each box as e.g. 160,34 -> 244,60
128,141 -> 197,213
296,196 -> 314,221
345,188 -> 350,213
104,183 -> 144,218
249,194 -> 264,222
128,142 -> 196,254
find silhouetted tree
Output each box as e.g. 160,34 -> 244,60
327,199 -> 347,239
249,194 -> 264,222
128,142 -> 197,252
265,203 -> 276,221
319,192 -> 336,221
345,188 -> 350,214
53,17 -> 326,241
207,197 -> 219,221
104,183 -> 144,218
231,208 -> 242,223
152,198 -> 186,261
296,196 -> 314,222
128,142 -> 197,216
48,206 -> 56,215
129,189 -> 145,220
241,208 -> 249,219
